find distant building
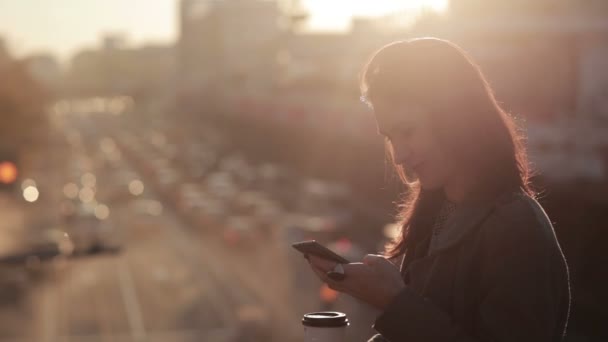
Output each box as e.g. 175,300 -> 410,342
0,37 -> 11,66
178,0 -> 284,98
64,35 -> 175,98
283,33 -> 354,88
279,17 -> 397,94
449,0 -> 608,18
178,0 -> 218,92
102,33 -> 128,51
22,54 -> 62,90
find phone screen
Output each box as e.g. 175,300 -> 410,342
291,240 -> 350,264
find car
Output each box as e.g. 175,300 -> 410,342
60,200 -> 121,255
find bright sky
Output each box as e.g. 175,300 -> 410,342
0,0 -> 448,61
0,0 -> 177,61
303,0 -> 448,31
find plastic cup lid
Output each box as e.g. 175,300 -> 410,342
302,311 -> 349,328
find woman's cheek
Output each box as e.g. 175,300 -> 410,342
418,161 -> 446,189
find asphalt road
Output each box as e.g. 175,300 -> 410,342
0,111 -> 302,342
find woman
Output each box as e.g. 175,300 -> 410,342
306,38 -> 570,341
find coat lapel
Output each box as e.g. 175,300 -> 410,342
425,190 -> 519,256
401,190 -> 521,284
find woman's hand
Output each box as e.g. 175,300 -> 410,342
306,254 -> 406,311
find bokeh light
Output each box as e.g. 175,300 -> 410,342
63,182 -> 79,199
147,201 -> 163,216
81,173 -> 97,188
94,204 -> 110,220
0,161 -> 18,184
128,179 -> 145,196
23,185 -> 39,202
78,187 -> 95,203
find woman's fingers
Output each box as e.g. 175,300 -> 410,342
310,264 -> 346,291
310,264 -> 327,280
307,257 -> 404,309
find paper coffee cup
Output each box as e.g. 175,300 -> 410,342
302,311 -> 348,342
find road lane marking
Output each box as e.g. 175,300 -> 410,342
39,282 -> 58,342
116,259 -> 146,341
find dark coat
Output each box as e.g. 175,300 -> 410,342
369,189 -> 570,342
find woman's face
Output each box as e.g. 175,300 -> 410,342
373,101 -> 455,190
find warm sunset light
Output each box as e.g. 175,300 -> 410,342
0,0 -> 603,340
303,0 -> 449,30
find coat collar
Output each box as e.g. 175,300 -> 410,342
424,189 -> 522,256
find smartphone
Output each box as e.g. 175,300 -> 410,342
291,240 -> 350,264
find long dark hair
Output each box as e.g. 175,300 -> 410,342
359,38 -> 535,259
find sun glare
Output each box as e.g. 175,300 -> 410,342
421,0 -> 450,12
302,0 -> 449,31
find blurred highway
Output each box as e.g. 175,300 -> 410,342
0,101 -> 388,342
0,108 -> 307,341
